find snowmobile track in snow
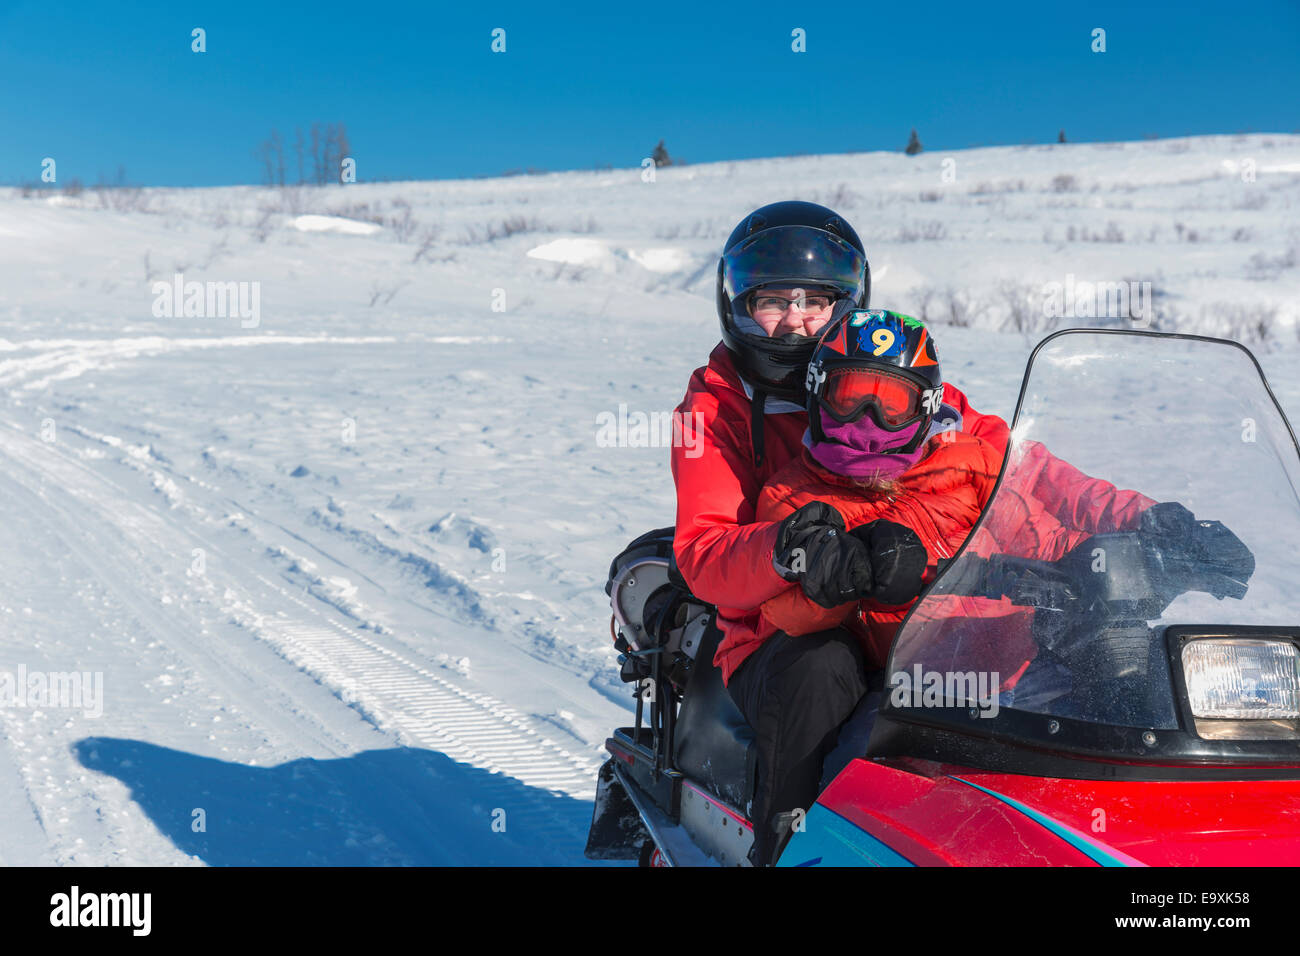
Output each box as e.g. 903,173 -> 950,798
0,422 -> 602,858
244,583 -> 602,800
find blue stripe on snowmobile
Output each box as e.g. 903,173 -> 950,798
777,804 -> 915,867
948,775 -> 1140,867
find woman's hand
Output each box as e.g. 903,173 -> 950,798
772,502 -> 875,608
772,502 -> 931,609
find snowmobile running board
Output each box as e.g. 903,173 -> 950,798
611,761 -> 718,867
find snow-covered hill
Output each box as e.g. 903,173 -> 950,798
1,134 -> 1298,864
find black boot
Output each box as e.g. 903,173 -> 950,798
747,809 -> 801,867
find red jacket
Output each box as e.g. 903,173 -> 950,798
751,437 -> 1157,675
670,342 -> 1012,685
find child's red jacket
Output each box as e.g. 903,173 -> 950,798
744,435 -> 1156,677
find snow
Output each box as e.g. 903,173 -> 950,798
0,133 -> 1298,865
627,247 -> 693,273
290,214 -> 383,236
525,237 -> 610,265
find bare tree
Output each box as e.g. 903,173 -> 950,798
272,129 -> 285,186
412,226 -> 441,263
254,138 -> 275,185
257,122 -> 352,186
310,122 -> 323,185
294,128 -> 305,184
336,123 -> 351,182
323,124 -> 337,184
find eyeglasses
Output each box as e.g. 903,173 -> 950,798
750,292 -> 836,316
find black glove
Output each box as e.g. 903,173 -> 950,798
849,520 -> 929,605
1139,501 -> 1255,597
772,502 -> 874,608
1139,501 -> 1198,539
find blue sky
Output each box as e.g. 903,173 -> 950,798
2,0 -> 1297,187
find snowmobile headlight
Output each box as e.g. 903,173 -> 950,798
1181,638 -> 1300,739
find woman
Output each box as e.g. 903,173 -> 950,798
669,201 -> 1010,865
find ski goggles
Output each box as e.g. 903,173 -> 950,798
808,362 -> 943,430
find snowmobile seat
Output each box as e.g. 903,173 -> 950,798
672,618 -> 757,814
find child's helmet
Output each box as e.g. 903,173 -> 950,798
804,309 -> 943,454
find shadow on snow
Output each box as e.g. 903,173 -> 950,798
73,737 -> 620,866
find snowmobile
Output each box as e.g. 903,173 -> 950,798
585,328 -> 1300,866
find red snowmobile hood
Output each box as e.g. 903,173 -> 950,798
815,758 -> 1300,866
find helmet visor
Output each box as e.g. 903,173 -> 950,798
818,365 -> 931,428
722,225 -> 867,304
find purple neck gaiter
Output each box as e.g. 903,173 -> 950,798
806,409 -> 929,480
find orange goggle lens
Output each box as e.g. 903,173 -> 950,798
820,366 -> 926,426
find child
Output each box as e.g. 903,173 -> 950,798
725,309 -> 991,676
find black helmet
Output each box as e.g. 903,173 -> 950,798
716,201 -> 871,402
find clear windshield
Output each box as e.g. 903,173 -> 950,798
887,331 -> 1300,731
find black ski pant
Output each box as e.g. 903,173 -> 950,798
726,627 -> 870,866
